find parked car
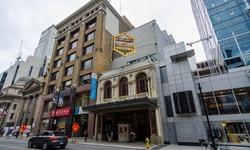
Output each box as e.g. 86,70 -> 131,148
28,130 -> 68,150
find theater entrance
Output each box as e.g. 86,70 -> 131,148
102,109 -> 150,141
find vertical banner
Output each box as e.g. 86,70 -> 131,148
90,73 -> 97,100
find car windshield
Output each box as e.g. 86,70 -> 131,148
53,132 -> 65,136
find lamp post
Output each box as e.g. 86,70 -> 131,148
198,83 -> 217,150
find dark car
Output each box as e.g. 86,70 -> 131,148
28,130 -> 68,150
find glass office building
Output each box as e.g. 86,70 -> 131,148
192,0 -> 250,69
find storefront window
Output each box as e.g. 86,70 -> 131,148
202,92 -> 220,115
234,87 -> 250,113
206,121 -> 250,144
215,89 -> 239,115
76,93 -> 89,107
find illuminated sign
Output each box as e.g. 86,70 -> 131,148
114,32 -> 135,56
51,107 -> 71,117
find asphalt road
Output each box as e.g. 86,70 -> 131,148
0,137 -> 139,150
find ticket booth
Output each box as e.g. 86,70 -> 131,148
117,124 -> 131,142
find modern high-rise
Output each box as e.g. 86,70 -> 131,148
191,0 -> 250,69
34,25 -> 57,77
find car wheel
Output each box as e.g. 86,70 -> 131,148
60,145 -> 66,149
42,141 -> 49,150
28,139 -> 33,148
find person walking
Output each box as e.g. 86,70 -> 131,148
84,130 -> 88,141
130,131 -> 136,142
107,130 -> 111,142
145,136 -> 150,149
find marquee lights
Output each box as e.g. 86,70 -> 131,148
114,32 -> 136,57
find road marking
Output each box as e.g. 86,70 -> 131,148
0,144 -> 35,150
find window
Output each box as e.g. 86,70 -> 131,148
10,113 -> 14,120
67,53 -> 76,62
83,44 -> 94,55
119,77 -> 128,96
70,40 -> 78,49
28,66 -> 33,76
86,18 -> 96,29
48,84 -> 56,94
79,74 -> 91,85
54,59 -> 61,68
58,37 -> 65,45
82,58 -> 92,70
165,96 -> 174,117
13,104 -> 17,110
65,66 -> 74,76
160,66 -> 168,83
51,72 -> 59,81
56,48 -> 63,56
136,73 -> 148,93
63,80 -> 72,90
104,81 -> 112,99
85,31 -> 95,42
71,28 -> 79,38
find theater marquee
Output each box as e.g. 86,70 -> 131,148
114,32 -> 135,56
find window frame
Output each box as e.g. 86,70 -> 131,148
67,52 -> 76,62
136,73 -> 148,93
85,31 -> 95,42
104,81 -> 112,99
119,77 -> 128,96
82,58 -> 92,70
65,66 -> 74,76
83,44 -> 94,55
70,40 -> 78,49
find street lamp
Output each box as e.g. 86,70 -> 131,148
198,83 -> 217,150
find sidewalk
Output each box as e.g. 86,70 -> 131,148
69,138 -> 250,150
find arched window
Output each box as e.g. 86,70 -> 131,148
119,77 -> 128,96
104,81 -> 112,99
136,73 -> 148,93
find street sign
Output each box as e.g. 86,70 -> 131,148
72,123 -> 80,132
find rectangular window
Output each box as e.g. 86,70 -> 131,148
28,66 -> 33,76
79,74 -> 91,85
83,44 -> 94,55
165,96 -> 174,117
67,53 -> 76,62
70,40 -> 78,49
65,66 -> 74,76
58,37 -> 65,45
85,31 -> 95,42
63,80 -> 72,90
10,113 -> 14,120
56,48 -> 63,56
13,104 -> 17,110
54,59 -> 61,68
86,18 -> 96,29
82,58 -> 92,70
51,72 -> 59,81
71,28 -> 79,38
48,84 -> 56,94
160,66 -> 168,83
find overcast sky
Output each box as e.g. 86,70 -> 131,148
0,0 -> 206,73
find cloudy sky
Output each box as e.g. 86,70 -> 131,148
0,0 -> 206,73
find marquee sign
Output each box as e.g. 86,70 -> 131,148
114,32 -> 135,56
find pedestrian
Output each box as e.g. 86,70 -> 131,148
130,131 -> 136,142
15,131 -> 20,138
84,130 -> 88,141
145,136 -> 150,149
107,130 -> 111,142
26,131 -> 30,138
110,130 -> 113,141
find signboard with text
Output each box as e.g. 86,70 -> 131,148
50,107 -> 71,117
173,91 -> 196,114
114,32 -> 135,57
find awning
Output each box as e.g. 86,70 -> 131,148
170,49 -> 195,62
82,97 -> 158,113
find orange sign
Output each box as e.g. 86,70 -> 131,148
114,32 -> 135,57
72,123 -> 80,132
21,125 -> 27,132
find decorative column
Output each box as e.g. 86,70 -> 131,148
21,97 -> 30,125
27,95 -> 38,128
